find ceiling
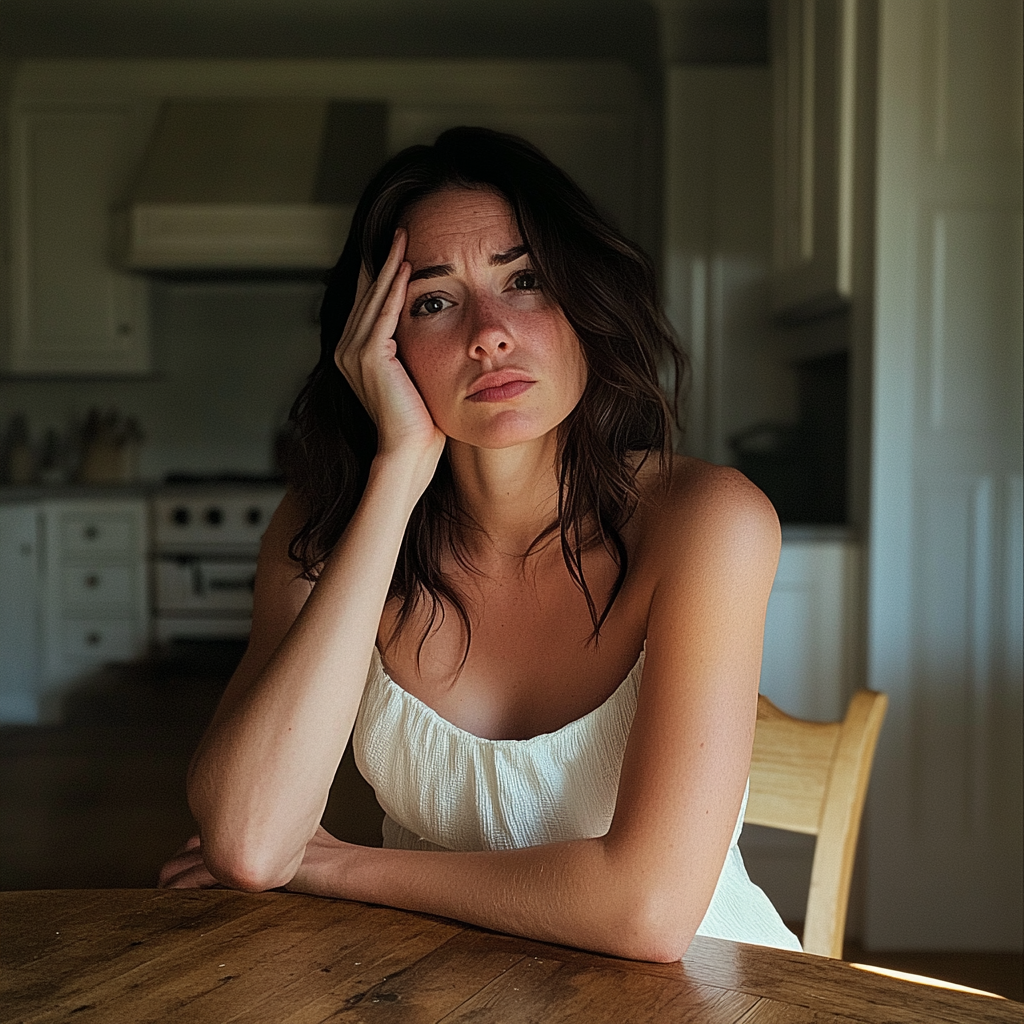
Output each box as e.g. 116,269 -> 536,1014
1,0 -> 656,62
0,0 -> 767,69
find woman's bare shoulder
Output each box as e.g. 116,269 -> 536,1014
632,454 -> 780,572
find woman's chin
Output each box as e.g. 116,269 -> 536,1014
446,415 -> 560,453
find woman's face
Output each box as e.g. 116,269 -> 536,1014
394,188 -> 587,450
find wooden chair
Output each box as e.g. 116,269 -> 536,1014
745,689 -> 888,958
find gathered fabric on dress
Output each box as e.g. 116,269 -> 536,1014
352,646 -> 801,952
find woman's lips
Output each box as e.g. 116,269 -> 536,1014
466,379 -> 535,402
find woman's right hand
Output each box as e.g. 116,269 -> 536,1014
158,835 -> 219,889
335,229 -> 446,470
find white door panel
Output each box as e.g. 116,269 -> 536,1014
866,0 -> 1023,949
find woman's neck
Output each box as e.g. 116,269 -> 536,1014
446,435 -> 561,560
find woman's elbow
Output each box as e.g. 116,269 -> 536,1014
186,780 -> 298,891
603,887 -> 699,963
610,920 -> 695,963
627,937 -> 693,964
201,833 -> 298,893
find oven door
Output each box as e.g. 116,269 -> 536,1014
153,555 -> 257,641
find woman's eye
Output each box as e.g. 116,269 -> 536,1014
512,270 -> 540,291
409,294 -> 452,317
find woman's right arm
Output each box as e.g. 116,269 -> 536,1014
186,230 -> 444,892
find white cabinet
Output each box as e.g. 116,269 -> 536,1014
0,497 -> 150,724
770,0 -> 862,322
40,499 -> 150,693
6,103 -> 154,375
0,505 -> 42,724
760,534 -> 862,720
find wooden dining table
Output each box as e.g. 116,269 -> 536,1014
1,889 -> 1019,1023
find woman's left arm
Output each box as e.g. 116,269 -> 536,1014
287,465 -> 779,962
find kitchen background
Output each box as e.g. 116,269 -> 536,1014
0,280 -> 319,481
0,0 -> 1020,992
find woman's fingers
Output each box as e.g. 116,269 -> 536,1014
160,861 -> 219,889
352,263 -> 373,311
335,229 -> 408,377
157,849 -> 195,886
327,227 -> 442,463
338,265 -> 375,361
369,260 -> 412,356
158,834 -> 217,888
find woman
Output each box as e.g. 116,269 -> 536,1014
160,127 -> 800,960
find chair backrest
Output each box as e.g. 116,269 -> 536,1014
745,689 -> 888,958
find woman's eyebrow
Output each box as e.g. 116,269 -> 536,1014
407,246 -> 530,284
490,245 -> 530,266
408,263 -> 453,283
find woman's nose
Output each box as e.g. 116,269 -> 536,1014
466,298 -> 514,359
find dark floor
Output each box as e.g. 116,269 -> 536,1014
1,645 -> 1021,1002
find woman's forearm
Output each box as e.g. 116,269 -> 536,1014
187,453 -> 433,890
295,834 -> 707,963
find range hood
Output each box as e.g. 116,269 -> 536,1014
114,100 -> 386,274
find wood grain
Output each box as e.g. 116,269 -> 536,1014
1,890 -> 1020,1024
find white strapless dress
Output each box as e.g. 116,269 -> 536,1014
352,646 -> 801,952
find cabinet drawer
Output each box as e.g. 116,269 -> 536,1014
58,513 -> 136,556
60,564 -> 136,611
56,618 -> 145,666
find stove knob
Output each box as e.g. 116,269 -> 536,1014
171,506 -> 190,526
205,507 -> 224,527
245,506 -> 262,526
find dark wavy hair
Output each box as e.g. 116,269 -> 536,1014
288,126 -> 686,662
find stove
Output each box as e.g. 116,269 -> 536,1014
150,481 -> 285,642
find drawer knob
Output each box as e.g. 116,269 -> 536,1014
84,574 -> 100,589
85,631 -> 102,646
83,526 -> 99,541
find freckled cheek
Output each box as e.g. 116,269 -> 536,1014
394,323 -> 430,380
395,337 -> 456,417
